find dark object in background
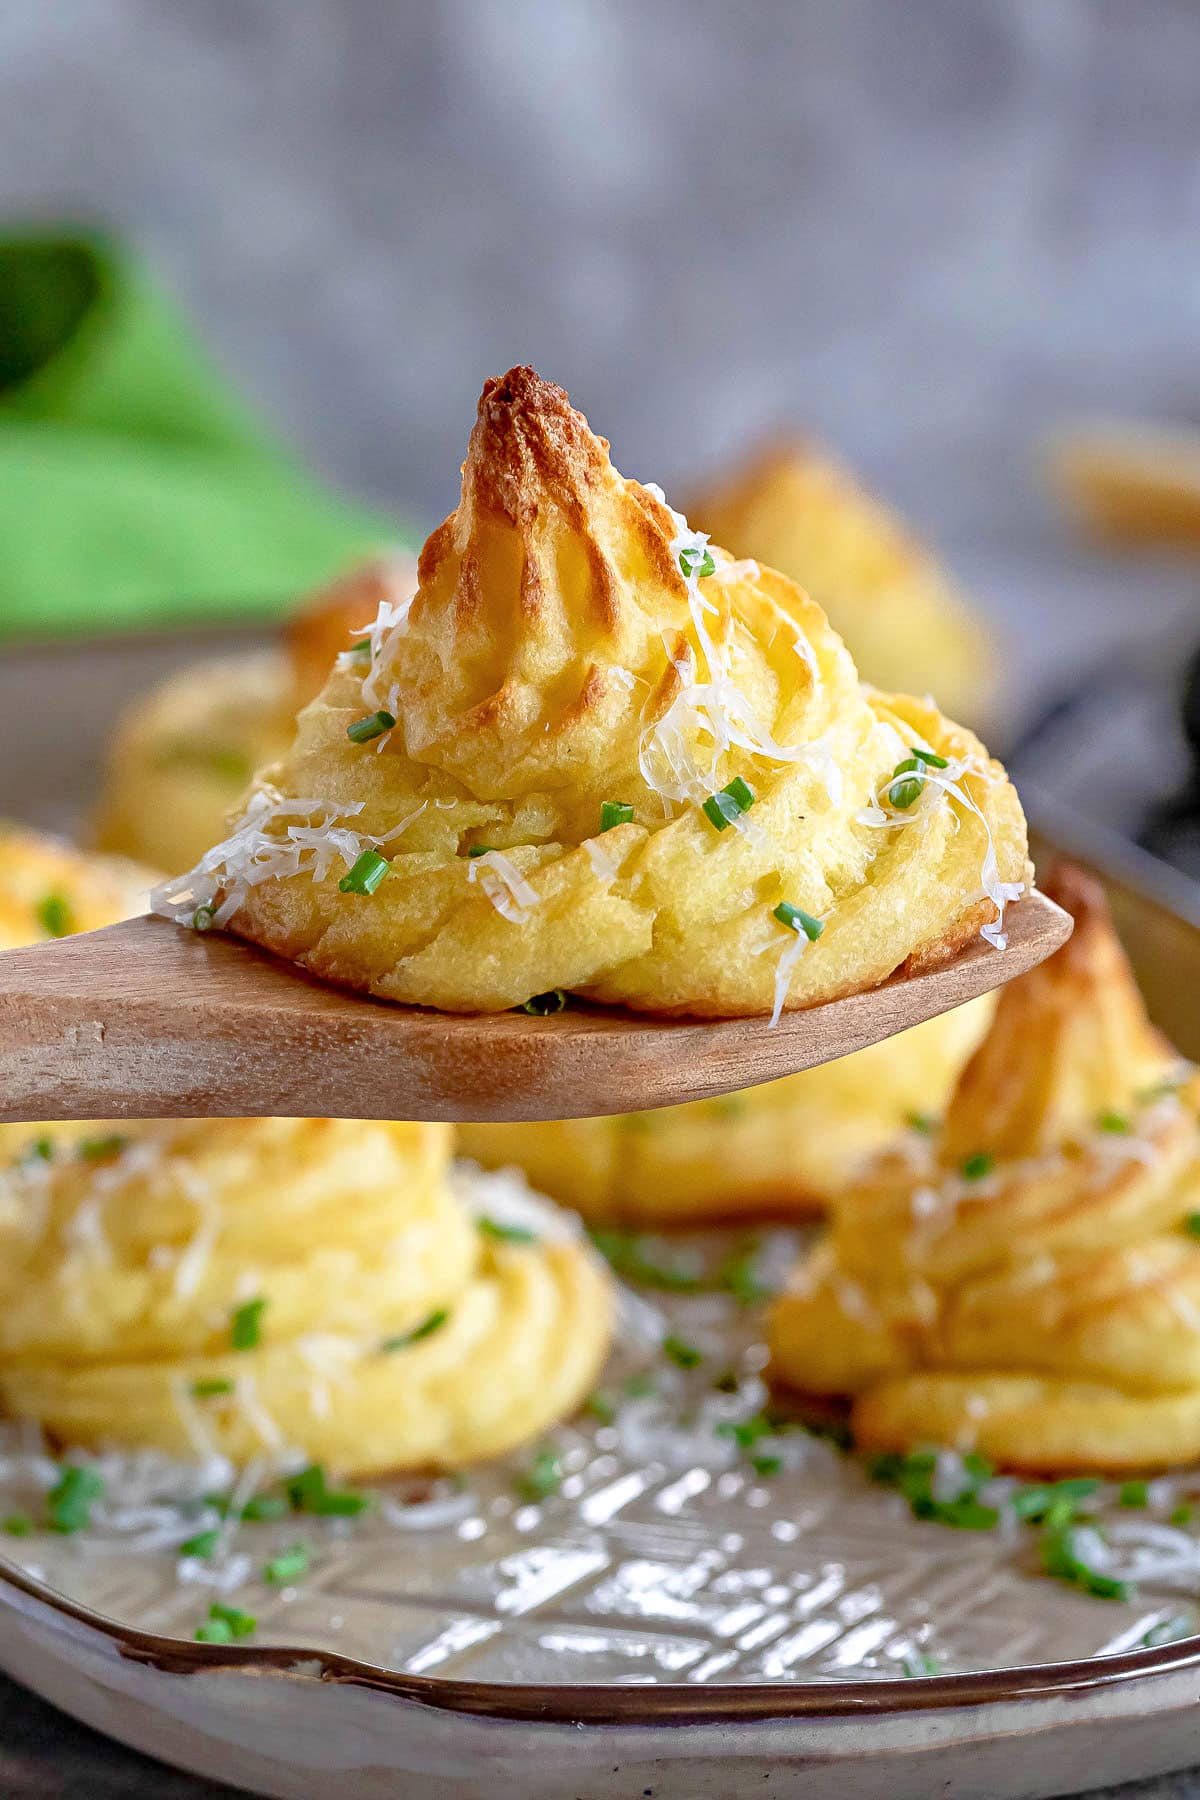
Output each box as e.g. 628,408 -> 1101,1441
1140,641 -> 1200,882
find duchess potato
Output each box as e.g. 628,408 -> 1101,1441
0,1116 -> 614,1475
768,865 -> 1200,1472
158,368 -> 1028,1019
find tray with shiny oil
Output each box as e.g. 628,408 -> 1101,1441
1,633 -> 1200,1800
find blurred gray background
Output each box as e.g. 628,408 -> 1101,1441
1,0 -> 1198,714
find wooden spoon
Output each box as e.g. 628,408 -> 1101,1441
0,892 -> 1071,1124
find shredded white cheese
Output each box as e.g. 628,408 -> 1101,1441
466,849 -> 539,924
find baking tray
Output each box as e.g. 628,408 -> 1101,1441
1,630 -> 1200,1799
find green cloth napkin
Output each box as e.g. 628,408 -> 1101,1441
0,229 -> 400,638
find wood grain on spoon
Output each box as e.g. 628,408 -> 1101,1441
0,893 -> 1071,1124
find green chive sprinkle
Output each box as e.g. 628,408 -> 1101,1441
18,1138 -> 53,1166
349,638 -> 371,655
241,1494 -> 290,1523
264,1542 -> 310,1585
1183,1214 -> 1200,1239
906,1111 -> 936,1135
47,1465 -> 104,1534
1009,1477 -> 1099,1523
1172,1503 -> 1194,1527
467,844 -> 495,858
230,1296 -> 267,1351
346,709 -> 396,744
516,1449 -> 563,1503
662,1334 -> 703,1369
382,1309 -> 449,1352
191,1378 -> 235,1399
1119,1480 -> 1149,1509
712,1370 -> 741,1395
750,1453 -> 782,1478
584,1391 -> 616,1425
1098,1111 -> 1131,1134
887,757 -> 926,810
961,1152 -> 994,1181
212,1601 -> 257,1636
867,1449 -> 999,1530
78,1134 -> 128,1161
1143,1615 -> 1193,1646
338,848 -> 390,895
716,1415 -> 773,1451
772,901 -> 824,940
3,1514 -> 31,1536
195,1616 -> 233,1643
716,1242 -> 771,1307
901,1650 -> 942,1677
588,1229 -> 704,1292
678,545 -> 716,581
477,1216 -> 537,1244
1041,1519 -> 1130,1600
180,1528 -> 221,1560
192,904 -> 216,931
286,1465 -> 370,1518
36,892 -> 74,939
600,800 -> 635,832
910,746 -> 949,769
520,989 -> 567,1015
702,776 -> 756,833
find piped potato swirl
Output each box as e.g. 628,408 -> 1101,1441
768,865 -> 1200,1472
154,367 -> 1029,1018
0,1118 -> 613,1475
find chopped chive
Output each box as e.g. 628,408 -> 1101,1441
195,1616 -> 233,1643
868,1449 -> 999,1530
1184,1214 -> 1200,1239
1119,1480 -> 1149,1509
772,901 -> 824,940
584,1391 -> 616,1425
902,1650 -> 942,1677
910,747 -> 949,769
520,989 -> 567,1015
1009,1477 -> 1099,1523
961,1152 -> 994,1181
211,1601 -> 257,1636
678,545 -> 716,581
662,1334 -> 703,1369
346,709 -> 396,744
286,1465 -> 370,1518
887,756 -> 926,811
230,1296 -> 267,1351
588,1229 -> 704,1292
600,800 -> 635,833
712,1369 -> 742,1395
264,1542 -> 310,1586
1041,1519 -> 1130,1600
180,1528 -> 221,1560
192,904 -> 216,931
241,1494 -> 290,1524
3,1513 -> 32,1536
1098,1110 -> 1131,1134
623,1372 -> 657,1398
750,1453 -> 782,1478
702,776 -> 756,833
190,1378 -> 235,1399
1172,1503 -> 1194,1527
715,1415 -> 774,1451
349,637 -> 371,655
36,892 -> 74,938
476,1216 -> 537,1244
467,844 -> 495,858
382,1309 -> 449,1352
717,1241 -> 772,1307
77,1134 -> 128,1161
47,1465 -> 104,1534
338,848 -> 390,895
516,1449 -> 563,1503
1142,1614 -> 1193,1646
18,1137 -> 54,1166
906,1111 -> 936,1135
